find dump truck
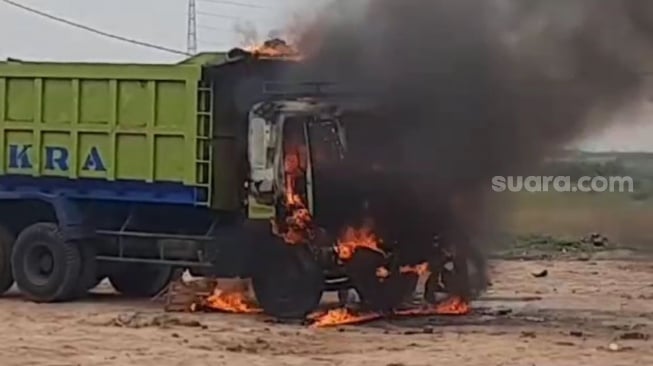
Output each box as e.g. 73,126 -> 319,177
0,45 -> 472,318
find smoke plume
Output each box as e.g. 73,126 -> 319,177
286,0 -> 653,296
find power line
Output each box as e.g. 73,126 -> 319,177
1,0 -> 189,56
198,0 -> 267,9
198,9 -> 278,23
197,10 -> 240,21
199,24 -> 232,32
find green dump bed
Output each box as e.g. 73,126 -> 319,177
0,59 -> 214,206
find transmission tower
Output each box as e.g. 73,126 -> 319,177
187,0 -> 198,54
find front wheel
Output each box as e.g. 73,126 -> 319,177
252,244 -> 324,319
425,253 -> 486,303
345,248 -> 417,312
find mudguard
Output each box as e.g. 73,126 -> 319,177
0,192 -> 92,241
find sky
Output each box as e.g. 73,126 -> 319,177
1,0 -> 652,152
0,0 -> 325,62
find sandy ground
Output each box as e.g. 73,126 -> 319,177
0,259 -> 652,366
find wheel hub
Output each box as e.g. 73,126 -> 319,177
25,244 -> 55,285
38,253 -> 54,274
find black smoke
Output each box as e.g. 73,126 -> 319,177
283,0 -> 653,298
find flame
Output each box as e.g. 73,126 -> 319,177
336,225 -> 385,261
395,296 -> 471,316
273,145 -> 386,261
245,39 -> 304,61
435,296 -> 471,315
311,296 -> 471,327
311,308 -> 382,328
273,149 -> 314,245
204,287 -> 262,314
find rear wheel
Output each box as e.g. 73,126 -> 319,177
0,225 -> 15,295
108,263 -> 176,298
252,244 -> 324,319
12,223 -> 82,302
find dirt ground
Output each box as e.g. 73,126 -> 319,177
0,257 -> 651,366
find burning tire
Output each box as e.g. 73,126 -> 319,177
425,250 -> 486,303
346,248 -> 417,312
252,244 -> 324,319
108,263 -> 176,298
11,223 -> 82,302
0,225 -> 15,295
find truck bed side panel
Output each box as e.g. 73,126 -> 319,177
0,62 -> 211,206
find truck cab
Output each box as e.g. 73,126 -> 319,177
246,98 -> 347,220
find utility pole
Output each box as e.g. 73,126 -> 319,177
187,0 -> 198,54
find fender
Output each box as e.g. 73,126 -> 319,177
0,191 -> 93,241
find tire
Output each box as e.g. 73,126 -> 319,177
0,225 -> 15,295
108,263 -> 176,298
425,255 -> 486,302
72,243 -> 98,298
252,244 -> 324,319
345,249 -> 416,312
12,223 -> 82,302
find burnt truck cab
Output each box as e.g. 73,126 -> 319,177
241,95 -> 368,318
234,76 -> 477,318
237,83 -> 443,317
246,98 -> 348,220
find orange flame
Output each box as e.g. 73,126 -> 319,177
311,296 -> 471,327
246,39 -> 304,61
336,225 -> 385,261
311,308 -> 382,328
273,149 -> 314,245
395,296 -> 471,316
204,288 -> 262,314
435,296 -> 471,315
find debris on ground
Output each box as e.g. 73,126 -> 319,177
224,338 -> 272,354
601,342 -> 636,353
521,331 -> 537,338
496,308 -> 513,316
165,277 -> 262,315
532,269 -> 549,278
617,332 -> 650,341
3,259 -> 652,365
555,341 -> 576,347
164,278 -> 218,313
90,312 -> 205,329
582,233 -> 611,248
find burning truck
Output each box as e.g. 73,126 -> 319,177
0,40 -> 481,322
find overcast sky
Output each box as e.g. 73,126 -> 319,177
1,0 -> 652,151
0,0 -> 324,62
